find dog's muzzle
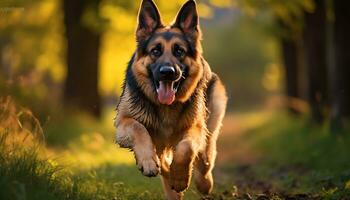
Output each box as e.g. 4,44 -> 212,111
155,65 -> 182,105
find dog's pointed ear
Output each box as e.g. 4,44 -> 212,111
173,0 -> 199,35
136,0 -> 162,41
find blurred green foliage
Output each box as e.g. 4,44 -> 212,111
238,0 -> 315,33
203,17 -> 280,109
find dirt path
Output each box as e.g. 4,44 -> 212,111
216,113 -> 261,164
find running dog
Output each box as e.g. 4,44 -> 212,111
115,0 -> 227,199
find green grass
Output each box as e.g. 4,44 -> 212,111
0,97 -> 163,200
255,115 -> 350,197
218,112 -> 350,199
0,145 -> 163,200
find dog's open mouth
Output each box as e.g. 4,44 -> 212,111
155,81 -> 181,105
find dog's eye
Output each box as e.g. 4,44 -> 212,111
150,48 -> 162,57
173,45 -> 186,58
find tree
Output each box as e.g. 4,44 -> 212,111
303,0 -> 328,123
278,19 -> 303,114
237,0 -> 314,115
63,0 -> 102,118
330,0 -> 350,131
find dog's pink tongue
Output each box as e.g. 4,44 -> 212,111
157,81 -> 175,105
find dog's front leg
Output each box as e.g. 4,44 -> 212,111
116,117 -> 160,177
169,126 -> 203,193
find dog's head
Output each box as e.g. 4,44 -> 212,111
131,0 -> 203,105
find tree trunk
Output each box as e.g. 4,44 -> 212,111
303,0 -> 328,124
281,37 -> 301,114
330,0 -> 350,131
63,0 -> 101,118
277,17 -> 304,115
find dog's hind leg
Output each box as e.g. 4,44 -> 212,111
194,152 -> 214,195
194,74 -> 227,194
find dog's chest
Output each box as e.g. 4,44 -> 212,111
136,104 -> 184,138
155,108 -> 179,137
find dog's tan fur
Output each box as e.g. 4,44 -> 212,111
115,1 -> 227,199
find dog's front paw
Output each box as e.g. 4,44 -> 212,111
136,154 -> 160,177
169,164 -> 191,192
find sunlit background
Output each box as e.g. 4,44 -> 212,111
1,0 -> 350,199
0,0 -> 284,113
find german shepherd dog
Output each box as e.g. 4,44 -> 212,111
115,0 -> 227,199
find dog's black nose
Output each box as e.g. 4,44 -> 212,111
160,66 -> 175,75
159,66 -> 176,80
